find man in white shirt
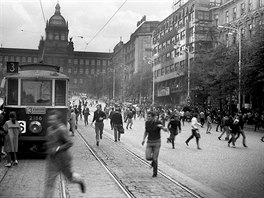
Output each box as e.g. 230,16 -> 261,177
185,113 -> 202,149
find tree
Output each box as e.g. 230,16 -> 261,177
191,41 -> 240,111
125,67 -> 152,104
191,23 -> 264,112
242,24 -> 264,110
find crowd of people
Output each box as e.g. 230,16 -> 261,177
1,97 -> 263,185
66,98 -> 264,178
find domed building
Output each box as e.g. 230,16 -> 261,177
0,3 -> 112,97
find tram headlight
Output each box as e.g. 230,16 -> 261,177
29,121 -> 42,134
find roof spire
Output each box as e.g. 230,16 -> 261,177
55,2 -> 61,15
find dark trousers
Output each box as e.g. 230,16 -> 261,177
84,115 -> 88,126
186,129 -> 200,147
181,117 -> 185,126
216,123 -> 222,131
235,130 -> 246,145
228,133 -> 236,146
95,122 -> 104,142
168,130 -> 178,148
145,139 -> 161,175
7,152 -> 17,163
113,124 -> 121,141
200,118 -> 205,127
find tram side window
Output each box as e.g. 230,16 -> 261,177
7,79 -> 18,105
21,80 -> 52,106
55,80 -> 66,106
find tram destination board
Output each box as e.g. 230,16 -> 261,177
26,107 -> 46,114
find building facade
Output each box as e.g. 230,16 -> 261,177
152,0 -> 213,106
0,3 -> 112,97
111,18 -> 159,103
211,0 -> 264,110
152,0 -> 264,108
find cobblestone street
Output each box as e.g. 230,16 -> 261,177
99,114 -> 264,198
0,109 -> 263,198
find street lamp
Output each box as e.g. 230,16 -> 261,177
174,43 -> 191,101
143,55 -> 156,105
218,25 -> 242,111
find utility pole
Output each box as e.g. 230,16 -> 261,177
113,67 -> 115,100
218,25 -> 242,111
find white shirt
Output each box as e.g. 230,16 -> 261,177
191,117 -> 201,129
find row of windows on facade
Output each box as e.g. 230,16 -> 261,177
173,0 -> 189,11
153,43 -> 194,66
0,56 -> 38,63
153,11 -> 195,45
155,2 -> 195,35
153,27 -> 194,54
223,21 -> 257,46
0,56 -> 110,67
221,17 -> 263,48
155,75 -> 184,89
68,58 -> 110,66
67,68 -> 107,75
220,0 -> 263,24
47,33 -> 67,41
154,59 -> 191,78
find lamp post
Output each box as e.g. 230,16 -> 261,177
113,67 -> 115,100
218,25 -> 241,111
186,47 -> 191,98
143,56 -> 156,105
174,44 -> 191,102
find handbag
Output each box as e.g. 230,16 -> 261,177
117,124 -> 124,134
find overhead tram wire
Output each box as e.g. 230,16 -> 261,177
84,0 -> 128,51
39,0 -> 46,23
39,0 -> 47,62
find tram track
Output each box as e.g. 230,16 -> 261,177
76,125 -> 204,198
76,129 -> 136,198
59,173 -> 68,198
0,158 -> 68,198
122,146 -> 203,198
0,165 -> 10,186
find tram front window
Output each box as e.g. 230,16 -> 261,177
55,80 -> 66,106
7,79 -> 18,105
21,80 -> 52,106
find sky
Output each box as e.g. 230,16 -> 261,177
0,0 -> 173,52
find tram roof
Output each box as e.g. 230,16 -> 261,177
6,63 -> 69,80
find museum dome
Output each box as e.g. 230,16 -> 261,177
48,3 -> 66,26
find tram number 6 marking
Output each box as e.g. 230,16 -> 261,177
18,121 -> 26,134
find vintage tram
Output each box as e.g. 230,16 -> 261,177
2,62 -> 69,153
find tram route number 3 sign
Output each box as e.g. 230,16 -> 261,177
7,62 -> 19,73
18,121 -> 26,134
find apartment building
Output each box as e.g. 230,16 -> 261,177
152,0 -> 212,105
111,18 -> 159,102
211,0 -> 264,109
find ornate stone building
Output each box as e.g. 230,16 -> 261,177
0,3 -> 112,97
